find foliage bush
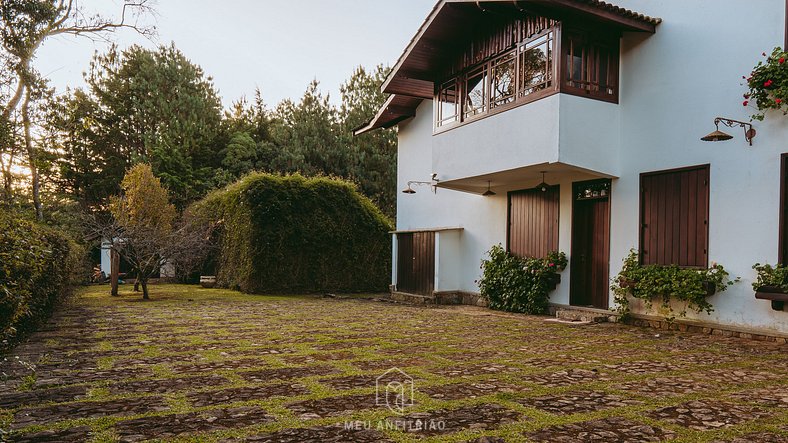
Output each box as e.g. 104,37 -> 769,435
191,173 -> 393,293
478,245 -> 567,314
611,250 -> 738,320
743,47 -> 787,120
0,212 -> 86,352
752,263 -> 788,291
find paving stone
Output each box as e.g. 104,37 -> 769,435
421,381 -> 529,401
615,377 -> 714,397
12,396 -> 169,429
187,383 -> 309,407
114,406 -> 275,442
691,368 -> 783,386
466,437 -> 507,443
526,417 -> 676,442
33,367 -> 154,388
516,390 -> 642,415
385,403 -> 522,437
728,386 -> 788,408
711,433 -> 788,443
520,368 -> 608,387
286,394 -> 382,419
429,363 -> 520,377
0,385 -> 89,409
172,358 -> 269,373
602,360 -> 683,374
647,400 -> 771,430
7,425 -> 92,442
280,351 -> 356,364
110,374 -> 230,395
239,365 -> 340,383
223,424 -> 392,442
352,357 -> 428,371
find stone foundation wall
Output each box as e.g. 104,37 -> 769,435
433,291 -> 488,307
624,316 -> 788,344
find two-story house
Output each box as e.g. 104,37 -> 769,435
357,0 -> 788,336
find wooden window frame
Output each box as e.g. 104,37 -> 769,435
432,20 -> 622,133
435,78 -> 460,129
433,27 -> 559,134
560,28 -> 620,104
780,153 -> 788,264
639,164 -> 710,269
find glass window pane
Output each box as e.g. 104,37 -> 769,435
437,80 -> 459,127
520,33 -> 552,97
464,66 -> 487,118
491,52 -> 516,108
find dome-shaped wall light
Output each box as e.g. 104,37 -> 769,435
535,171 -> 550,192
482,181 -> 496,196
701,117 -> 755,146
402,174 -> 440,194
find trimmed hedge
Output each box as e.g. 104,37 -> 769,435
192,173 -> 393,293
0,212 -> 85,351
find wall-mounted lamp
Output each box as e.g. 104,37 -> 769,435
402,174 -> 439,194
535,171 -> 550,192
482,180 -> 496,196
701,117 -> 756,146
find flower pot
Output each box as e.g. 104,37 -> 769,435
546,273 -> 561,290
754,286 -> 787,311
702,281 -> 716,297
200,275 -> 217,288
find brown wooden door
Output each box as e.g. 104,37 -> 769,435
396,232 -> 435,295
570,179 -> 611,309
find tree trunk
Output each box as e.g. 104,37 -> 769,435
111,249 -> 120,296
134,271 -> 140,292
21,90 -> 42,221
141,279 -> 149,300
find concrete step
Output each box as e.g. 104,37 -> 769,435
391,292 -> 436,305
554,307 -> 615,323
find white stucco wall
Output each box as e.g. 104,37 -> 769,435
398,101 -> 508,292
607,0 -> 788,332
395,0 -> 788,333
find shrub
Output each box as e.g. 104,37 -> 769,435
478,245 -> 567,314
191,173 -> 393,293
611,250 -> 738,320
752,263 -> 788,291
0,212 -> 86,352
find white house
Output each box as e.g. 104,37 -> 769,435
357,0 -> 788,336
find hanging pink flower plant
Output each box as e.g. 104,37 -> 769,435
743,47 -> 788,120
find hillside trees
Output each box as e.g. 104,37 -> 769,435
0,0 -> 154,219
47,44 -> 224,209
42,48 -> 397,216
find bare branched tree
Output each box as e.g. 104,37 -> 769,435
0,0 -> 156,219
85,210 -> 219,300
84,164 -> 217,299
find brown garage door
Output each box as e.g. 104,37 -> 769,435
396,232 -> 435,295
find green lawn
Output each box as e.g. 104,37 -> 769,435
1,284 -> 786,442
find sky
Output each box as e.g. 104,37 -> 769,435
35,0 -> 434,109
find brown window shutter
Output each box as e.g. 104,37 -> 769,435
639,165 -> 710,267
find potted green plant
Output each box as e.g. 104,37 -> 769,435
752,263 -> 788,310
612,251 -> 739,320
743,47 -> 787,120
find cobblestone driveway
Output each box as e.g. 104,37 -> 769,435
1,285 -> 786,442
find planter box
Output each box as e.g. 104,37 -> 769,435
754,286 -> 787,311
547,273 -> 561,291
200,276 -> 217,289
703,281 -> 716,297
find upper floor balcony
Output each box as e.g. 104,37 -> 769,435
355,1 -> 660,186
